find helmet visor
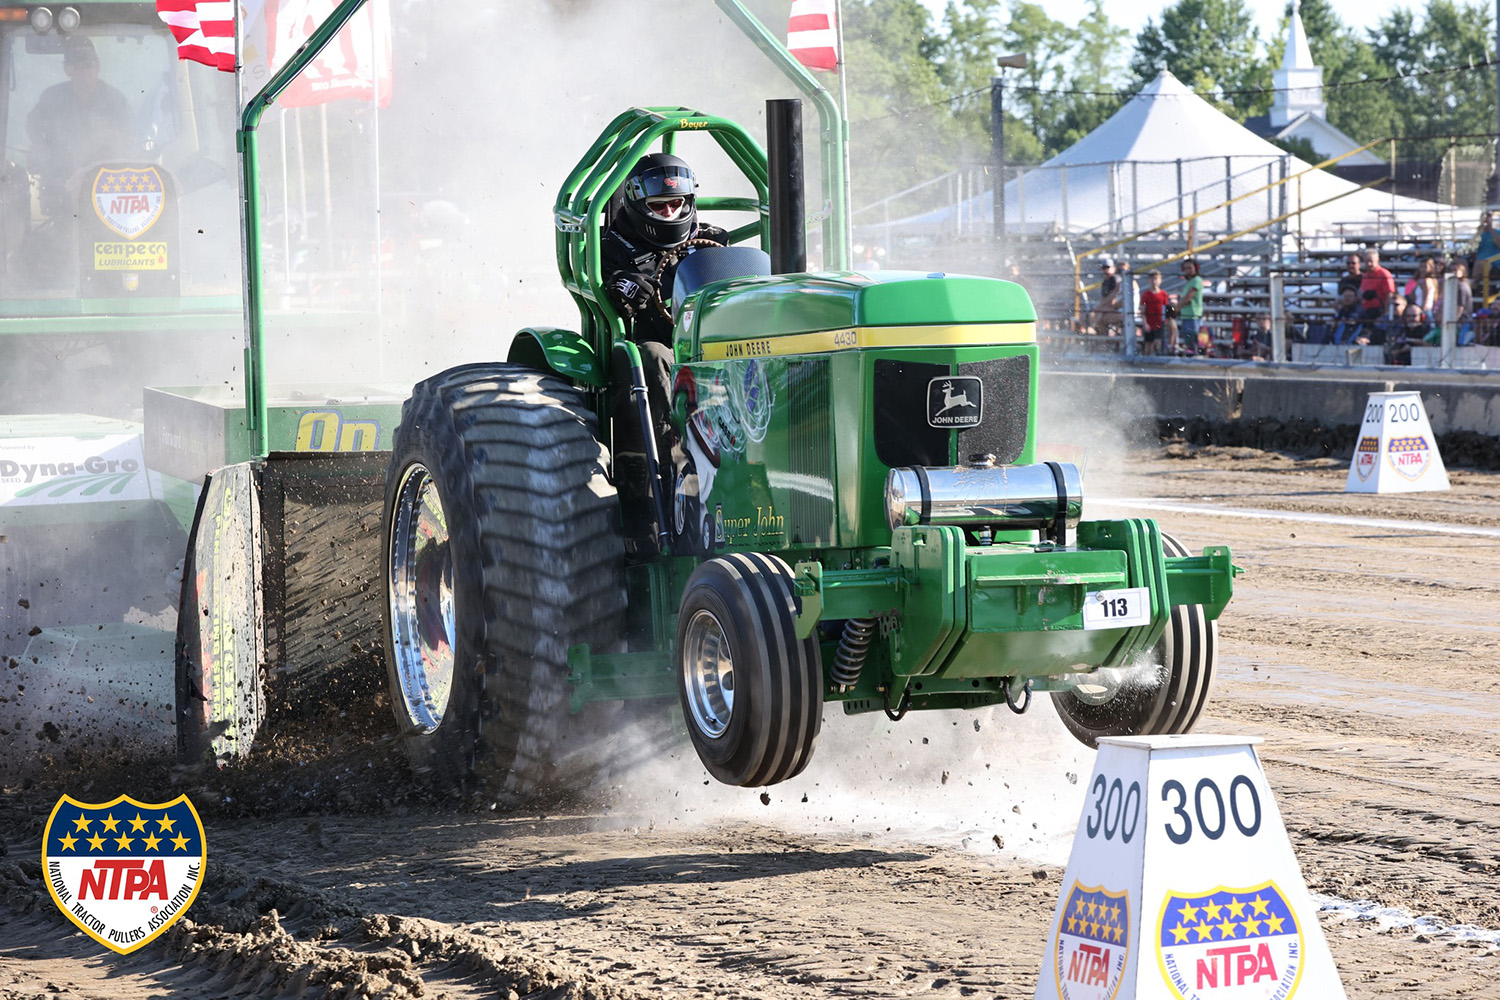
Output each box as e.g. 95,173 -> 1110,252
646,195 -> 688,221
626,163 -> 697,202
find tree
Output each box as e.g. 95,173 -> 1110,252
931,0 -> 1129,162
1051,0 -> 1132,150
841,0 -> 970,206
929,0 -> 1048,164
1131,0 -> 1272,120
1370,0 -> 1495,158
1270,134 -> 1323,162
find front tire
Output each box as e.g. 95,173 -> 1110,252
382,363 -> 627,799
676,553 -> 822,787
1051,533 -> 1216,747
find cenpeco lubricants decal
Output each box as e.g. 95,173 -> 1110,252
0,434 -> 153,506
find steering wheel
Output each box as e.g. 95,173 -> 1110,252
651,237 -> 724,321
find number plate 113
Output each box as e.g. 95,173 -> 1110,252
1082,587 -> 1150,630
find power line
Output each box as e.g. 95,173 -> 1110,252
1008,56 -> 1499,100
853,85 -> 989,124
852,57 -> 1499,126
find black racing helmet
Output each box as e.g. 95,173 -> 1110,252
621,153 -> 697,249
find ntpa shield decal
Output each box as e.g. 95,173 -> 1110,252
1053,882 -> 1130,1000
927,375 -> 982,428
42,794 -> 206,954
1386,435 -> 1432,480
1354,435 -> 1379,481
92,167 -> 165,239
1156,881 -> 1303,1000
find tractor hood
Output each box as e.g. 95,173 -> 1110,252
685,271 -> 1036,355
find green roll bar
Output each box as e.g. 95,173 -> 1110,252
554,108 -> 770,356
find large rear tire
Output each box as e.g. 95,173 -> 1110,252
382,363 -> 627,799
676,553 -> 822,787
1051,533 -> 1216,747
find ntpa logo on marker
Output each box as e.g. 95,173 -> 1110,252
42,794 -> 206,954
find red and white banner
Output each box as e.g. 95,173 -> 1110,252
267,0 -> 392,109
156,0 -> 236,72
787,0 -> 839,72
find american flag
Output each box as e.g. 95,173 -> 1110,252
156,1 -> 235,72
787,0 -> 839,72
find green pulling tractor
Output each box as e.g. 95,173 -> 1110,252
170,0 -> 1236,795
372,105 -> 1237,793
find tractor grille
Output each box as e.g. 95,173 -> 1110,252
873,355 -> 1031,470
786,359 -> 834,546
873,359 -> 949,468
957,355 -> 1030,465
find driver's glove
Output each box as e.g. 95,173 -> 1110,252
606,272 -> 655,318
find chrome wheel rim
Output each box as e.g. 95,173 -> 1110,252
388,463 -> 455,733
682,608 -> 734,738
1071,677 -> 1120,706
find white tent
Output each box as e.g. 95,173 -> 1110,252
871,70 -> 1466,242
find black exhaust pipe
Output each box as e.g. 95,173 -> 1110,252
767,98 -> 805,274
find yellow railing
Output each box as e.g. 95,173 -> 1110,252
1071,138 -> 1390,320
1479,252 -> 1500,307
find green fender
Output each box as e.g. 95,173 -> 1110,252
507,327 -> 605,388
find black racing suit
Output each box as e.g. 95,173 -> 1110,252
600,209 -> 726,555
601,209 -> 728,346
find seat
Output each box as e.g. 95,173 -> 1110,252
671,245 -> 771,312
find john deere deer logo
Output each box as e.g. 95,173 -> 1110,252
926,376 -> 983,428
935,381 -> 974,416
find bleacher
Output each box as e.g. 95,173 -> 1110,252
1034,233 -> 1483,364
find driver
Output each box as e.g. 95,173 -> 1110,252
602,153 -> 727,347
601,154 -> 726,555
28,36 -> 130,218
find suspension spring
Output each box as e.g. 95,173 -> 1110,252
831,617 -> 878,691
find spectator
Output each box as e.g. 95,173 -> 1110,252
1468,210 -> 1500,302
1433,261 -> 1474,342
1330,288 -> 1362,345
1005,260 -> 1031,298
1139,269 -> 1170,355
1337,253 -> 1362,300
1405,257 -> 1439,314
1088,257 -> 1122,335
1249,315 -> 1273,360
1358,248 -> 1395,338
1178,259 -> 1204,350
1387,303 -> 1430,365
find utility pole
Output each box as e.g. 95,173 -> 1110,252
1491,0 -> 1500,205
991,53 -> 1028,268
990,75 -> 1005,256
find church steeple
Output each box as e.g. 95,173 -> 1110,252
1271,0 -> 1326,127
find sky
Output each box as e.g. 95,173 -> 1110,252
917,0 -> 1412,49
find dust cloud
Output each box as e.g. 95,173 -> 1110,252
1036,370 -> 1159,508
598,705 -> 1093,867
257,0 -> 817,388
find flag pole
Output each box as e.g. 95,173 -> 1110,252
833,0 -> 852,264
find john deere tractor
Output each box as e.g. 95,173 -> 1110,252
377,105 -> 1237,794
161,0 -> 1234,792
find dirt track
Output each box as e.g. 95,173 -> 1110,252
4,444 -> 1500,999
